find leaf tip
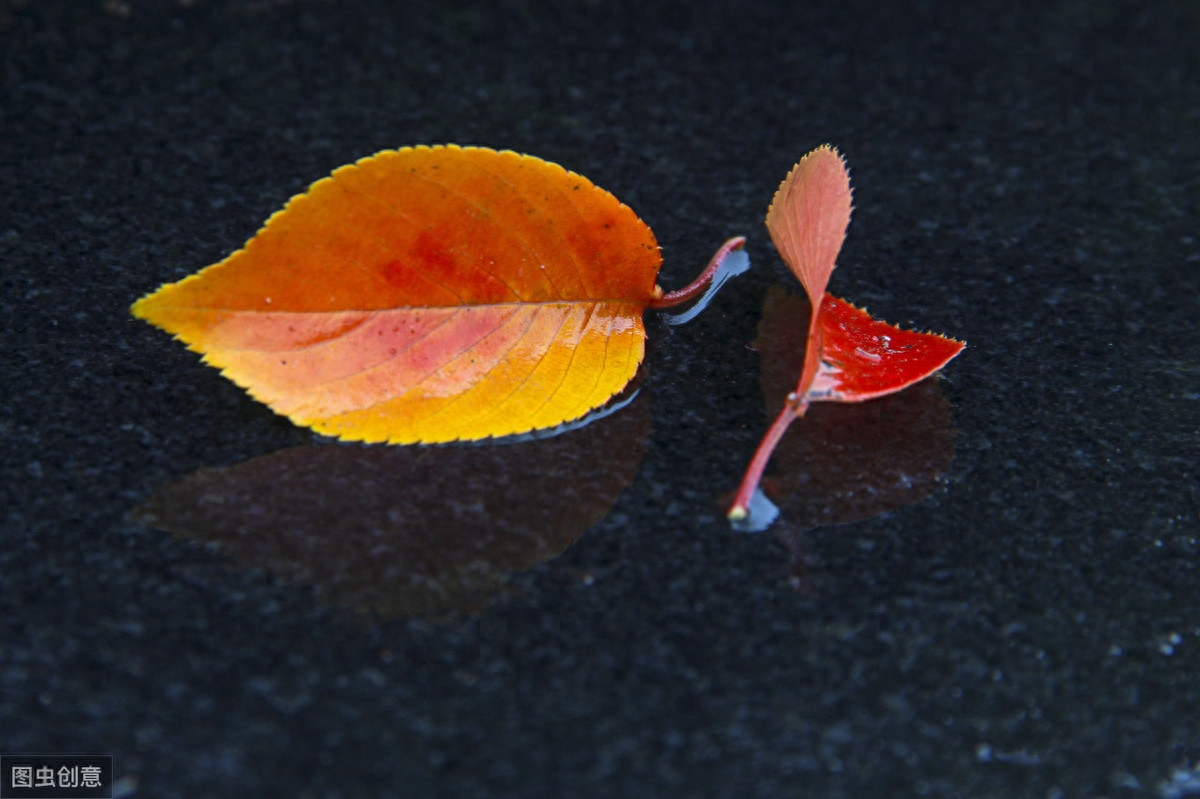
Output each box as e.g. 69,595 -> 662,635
129,294 -> 151,320
129,282 -> 175,327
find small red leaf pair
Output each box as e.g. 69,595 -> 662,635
728,146 -> 965,523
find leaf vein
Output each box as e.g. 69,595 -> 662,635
405,305 -> 549,435
345,165 -> 545,303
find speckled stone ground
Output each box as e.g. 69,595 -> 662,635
3,1 -> 1199,797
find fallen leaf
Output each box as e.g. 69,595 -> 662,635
803,294 -> 965,403
729,289 -> 957,533
131,390 -> 651,619
728,146 -> 965,524
133,144 -> 742,444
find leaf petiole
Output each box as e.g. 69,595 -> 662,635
726,393 -> 806,521
649,236 -> 747,309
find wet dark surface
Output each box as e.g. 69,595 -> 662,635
3,1 -> 1199,797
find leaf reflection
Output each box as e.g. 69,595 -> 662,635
133,394 -> 650,619
738,288 -> 956,532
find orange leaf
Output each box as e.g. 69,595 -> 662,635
133,145 -> 734,444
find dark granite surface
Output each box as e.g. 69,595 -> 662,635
3,1 -> 1199,796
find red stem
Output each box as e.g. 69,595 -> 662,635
648,236 -> 746,309
794,292 -> 825,401
727,397 -> 807,521
727,289 -> 828,523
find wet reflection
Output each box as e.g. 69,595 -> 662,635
661,246 -> 751,326
743,289 -> 957,532
133,394 -> 650,619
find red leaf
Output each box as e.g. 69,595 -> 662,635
806,294 -> 966,403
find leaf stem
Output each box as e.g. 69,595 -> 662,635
649,236 -> 747,309
793,293 -> 825,400
727,395 -> 807,522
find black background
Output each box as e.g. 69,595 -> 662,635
2,1 -> 1199,797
